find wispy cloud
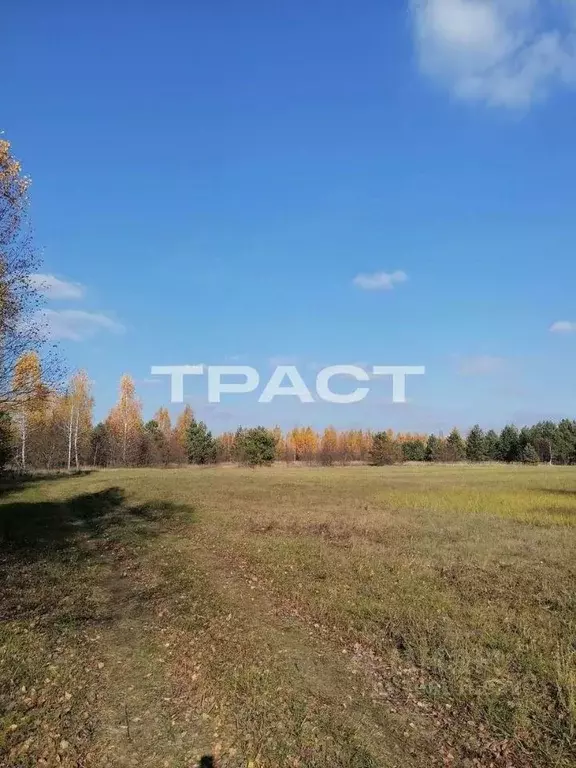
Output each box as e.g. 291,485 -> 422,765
457,355 -> 507,375
29,273 -> 85,300
550,320 -> 576,333
352,270 -> 407,291
40,309 -> 125,341
410,0 -> 576,108
30,272 -> 126,342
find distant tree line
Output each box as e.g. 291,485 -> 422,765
368,422 -> 576,466
3,362 -> 576,470
0,367 -> 280,469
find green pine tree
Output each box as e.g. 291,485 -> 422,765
371,432 -> 402,465
466,424 -> 486,462
187,419 -> 216,464
235,427 -> 276,466
425,434 -> 442,462
530,421 -> 557,464
402,439 -> 426,462
141,419 -> 170,466
521,443 -> 539,465
498,425 -> 521,462
556,419 -> 576,464
483,429 -> 500,461
446,428 -> 466,461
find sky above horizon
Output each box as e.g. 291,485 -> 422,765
4,0 -> 576,433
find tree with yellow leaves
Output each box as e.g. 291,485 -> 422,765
337,430 -> 352,465
65,370 -> 93,469
11,352 -> 48,468
145,406 -> 172,464
282,429 -> 296,464
39,390 -> 70,469
0,139 -> 57,408
215,431 -> 236,463
360,430 -> 373,461
348,429 -> 364,462
153,407 -> 172,438
299,426 -> 318,464
320,426 -> 339,465
270,426 -> 285,461
106,374 -> 142,465
172,404 -> 194,462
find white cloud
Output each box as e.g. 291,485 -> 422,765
410,0 -> 576,107
39,309 -> 125,341
352,270 -> 408,290
550,320 -> 576,333
29,273 -> 85,300
458,354 -> 506,375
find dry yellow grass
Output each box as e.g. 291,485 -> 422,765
1,464 -> 575,767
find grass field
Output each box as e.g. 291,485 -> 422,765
1,465 -> 575,767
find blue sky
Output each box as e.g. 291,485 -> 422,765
4,0 -> 576,432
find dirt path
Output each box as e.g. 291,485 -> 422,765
81,520 -> 432,767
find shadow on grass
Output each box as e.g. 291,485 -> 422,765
0,486 -> 193,627
0,486 -> 187,555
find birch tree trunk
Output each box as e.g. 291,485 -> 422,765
74,409 -> 80,469
67,403 -> 74,471
21,415 -> 26,470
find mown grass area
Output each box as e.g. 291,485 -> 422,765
0,465 -> 575,767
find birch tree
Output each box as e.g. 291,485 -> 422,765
11,352 -> 46,469
106,374 -> 142,465
153,407 -> 171,438
65,370 -> 93,469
